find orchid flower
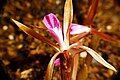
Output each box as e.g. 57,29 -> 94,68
12,0 -> 117,80
12,11 -> 117,80
43,13 -> 116,71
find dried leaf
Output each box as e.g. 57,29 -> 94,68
12,19 -> 60,51
80,46 -> 117,72
45,52 -> 60,80
21,69 -> 33,79
63,0 -> 73,46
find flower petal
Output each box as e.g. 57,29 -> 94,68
70,24 -> 90,35
69,43 -> 117,72
12,19 -> 60,51
43,13 -> 64,47
54,58 -> 60,66
43,13 -> 60,29
80,46 -> 117,72
63,0 -> 73,46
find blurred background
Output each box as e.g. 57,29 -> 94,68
0,0 -> 120,80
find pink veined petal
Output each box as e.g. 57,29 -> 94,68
54,58 -> 60,66
43,13 -> 60,29
70,24 -> 91,35
43,13 -> 64,45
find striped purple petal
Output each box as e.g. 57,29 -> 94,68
43,13 -> 64,45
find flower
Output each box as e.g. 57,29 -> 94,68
12,13 -> 117,72
43,13 -> 91,50
43,13 -> 117,72
12,0 -> 117,79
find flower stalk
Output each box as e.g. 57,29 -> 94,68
60,50 -> 71,80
